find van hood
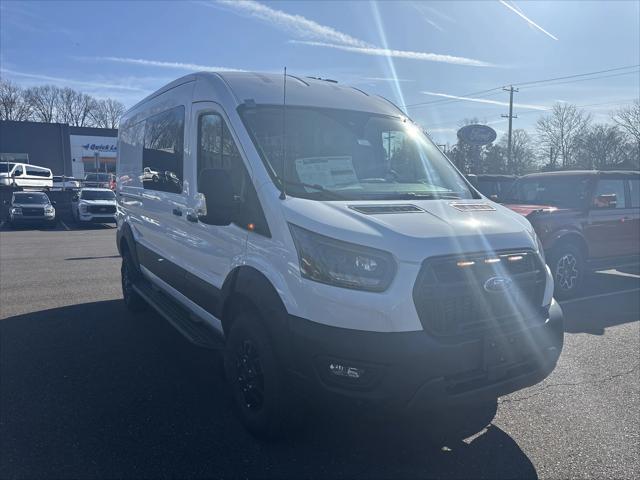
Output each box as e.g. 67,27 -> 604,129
80,199 -> 116,205
282,198 -> 536,263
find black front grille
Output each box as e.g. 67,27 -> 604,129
22,207 -> 44,216
88,205 -> 116,214
412,250 -> 546,337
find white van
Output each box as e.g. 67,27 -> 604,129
116,72 -> 564,437
0,162 -> 53,190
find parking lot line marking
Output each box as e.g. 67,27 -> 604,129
561,287 -> 640,306
59,220 -> 70,231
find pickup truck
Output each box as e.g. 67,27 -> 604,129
503,170 -> 640,299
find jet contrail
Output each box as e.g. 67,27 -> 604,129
420,91 -> 549,111
499,0 -> 558,41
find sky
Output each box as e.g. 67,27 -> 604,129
1,0 -> 639,145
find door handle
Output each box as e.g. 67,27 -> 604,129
172,208 -> 183,216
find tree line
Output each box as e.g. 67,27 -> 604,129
436,100 -> 640,174
0,79 -> 125,129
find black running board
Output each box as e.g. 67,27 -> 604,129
133,279 -> 224,349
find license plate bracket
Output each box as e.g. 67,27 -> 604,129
483,332 -> 524,381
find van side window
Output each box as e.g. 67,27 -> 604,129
198,113 -> 270,236
25,166 -> 51,177
13,165 -> 23,176
143,106 -> 185,194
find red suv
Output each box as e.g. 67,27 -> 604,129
503,170 -> 640,299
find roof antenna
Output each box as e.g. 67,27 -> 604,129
279,66 -> 287,200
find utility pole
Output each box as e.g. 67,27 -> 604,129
502,85 -> 518,173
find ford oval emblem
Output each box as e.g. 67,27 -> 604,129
484,276 -> 513,293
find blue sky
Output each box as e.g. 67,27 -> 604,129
1,0 -> 639,144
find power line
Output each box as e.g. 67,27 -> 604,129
403,64 -> 639,110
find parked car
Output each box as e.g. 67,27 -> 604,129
6,191 -> 56,227
84,172 -> 116,190
467,174 -> 518,202
116,72 -> 563,438
0,162 -> 53,190
52,176 -> 81,190
503,170 -> 640,299
71,188 -> 117,223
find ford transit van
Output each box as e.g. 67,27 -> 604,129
0,162 -> 53,190
116,72 -> 563,437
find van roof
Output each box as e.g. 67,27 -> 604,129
132,71 -> 406,117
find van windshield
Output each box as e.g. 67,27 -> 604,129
239,106 -> 473,200
0,163 -> 16,173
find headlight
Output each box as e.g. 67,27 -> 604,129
289,224 -> 396,292
10,207 -> 22,215
45,205 -> 55,215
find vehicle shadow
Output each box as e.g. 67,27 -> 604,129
0,300 -> 537,479
561,271 -> 640,335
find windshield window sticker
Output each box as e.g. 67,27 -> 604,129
294,156 -> 358,190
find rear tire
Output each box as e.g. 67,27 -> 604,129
121,249 -> 148,313
224,309 -> 298,439
550,243 -> 585,300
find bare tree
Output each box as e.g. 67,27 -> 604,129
0,80 -> 31,121
24,85 -> 61,123
57,87 -> 96,127
500,129 -> 536,174
612,100 -> 640,148
576,124 -> 627,169
91,98 -> 125,129
536,103 -> 591,169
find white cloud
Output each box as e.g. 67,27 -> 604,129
420,91 -> 549,110
215,0 -> 372,47
291,41 -> 494,67
97,56 -> 246,72
215,1 -> 492,67
499,1 -> 558,41
0,68 -> 147,92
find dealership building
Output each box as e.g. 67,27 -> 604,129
0,120 -> 117,178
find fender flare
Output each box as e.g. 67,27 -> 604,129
117,222 -> 141,271
220,265 -> 292,364
547,229 -> 588,257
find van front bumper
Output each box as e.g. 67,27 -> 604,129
286,300 -> 563,411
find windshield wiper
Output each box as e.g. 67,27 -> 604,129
281,179 -> 347,199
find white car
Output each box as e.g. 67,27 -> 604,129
116,72 -> 564,438
0,162 -> 53,190
71,188 -> 117,223
52,176 -> 81,191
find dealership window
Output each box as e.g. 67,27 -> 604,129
143,106 -> 185,194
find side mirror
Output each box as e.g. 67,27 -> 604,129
489,194 -> 499,202
594,193 -> 617,209
198,168 -> 235,226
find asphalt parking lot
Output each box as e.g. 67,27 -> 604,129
0,225 -> 638,479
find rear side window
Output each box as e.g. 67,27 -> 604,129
594,179 -> 626,209
143,106 -> 185,194
628,179 -> 640,208
197,112 -> 270,236
25,166 -> 51,177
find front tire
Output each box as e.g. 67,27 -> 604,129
121,249 -> 147,313
224,309 -> 296,439
550,243 -> 585,300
